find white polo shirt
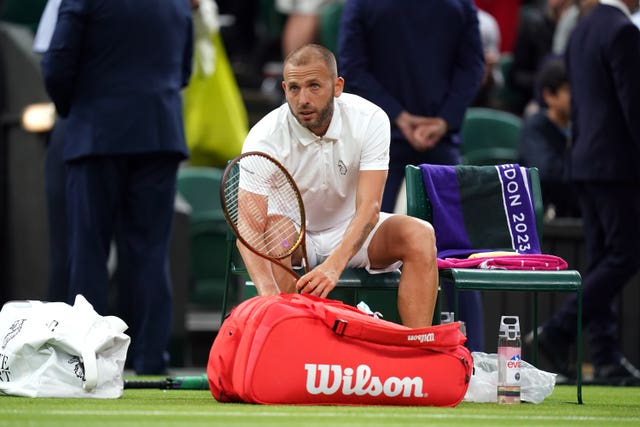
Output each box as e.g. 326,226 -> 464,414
242,92 -> 390,234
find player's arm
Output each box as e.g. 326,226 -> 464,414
235,189 -> 296,295
296,169 -> 386,297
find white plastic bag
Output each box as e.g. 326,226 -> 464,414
0,294 -> 130,398
464,351 -> 556,404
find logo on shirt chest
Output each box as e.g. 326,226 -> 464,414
337,160 -> 347,175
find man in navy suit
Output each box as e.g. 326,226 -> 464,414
338,0 -> 484,214
41,0 -> 193,374
536,0 -> 640,385
338,0 -> 485,352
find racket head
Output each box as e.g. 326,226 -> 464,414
221,151 -> 306,262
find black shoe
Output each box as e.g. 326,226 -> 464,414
525,326 -> 575,379
593,357 -> 640,386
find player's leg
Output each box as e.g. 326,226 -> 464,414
367,215 -> 438,328
237,240 -> 296,295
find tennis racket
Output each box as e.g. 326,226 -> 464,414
221,151 -> 309,281
124,374 -> 209,390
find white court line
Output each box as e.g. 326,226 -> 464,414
2,409 -> 639,423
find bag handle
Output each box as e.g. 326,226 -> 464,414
81,346 -> 98,391
282,294 -> 465,349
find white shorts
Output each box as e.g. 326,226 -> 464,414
305,212 -> 402,274
276,0 -> 339,15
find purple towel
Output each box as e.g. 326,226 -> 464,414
420,164 -> 541,258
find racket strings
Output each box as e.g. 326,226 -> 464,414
223,155 -> 304,259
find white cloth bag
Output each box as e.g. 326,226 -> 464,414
463,351 -> 557,404
0,294 -> 130,398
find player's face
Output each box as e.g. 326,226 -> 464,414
282,62 -> 344,136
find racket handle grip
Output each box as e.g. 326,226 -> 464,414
124,379 -> 171,389
168,374 -> 210,390
124,374 -> 209,390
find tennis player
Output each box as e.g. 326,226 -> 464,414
239,44 -> 438,328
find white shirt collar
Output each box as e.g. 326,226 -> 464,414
600,0 -> 632,17
287,98 -> 342,146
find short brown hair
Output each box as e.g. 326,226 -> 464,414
283,44 -> 337,79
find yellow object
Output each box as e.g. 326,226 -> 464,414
467,251 -> 517,259
183,33 -> 248,167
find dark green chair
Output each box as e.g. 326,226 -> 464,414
319,2 -> 344,55
222,232 -> 405,325
493,53 -> 529,114
176,166 -> 231,309
460,107 -> 523,166
405,164 -> 582,404
257,0 -> 286,40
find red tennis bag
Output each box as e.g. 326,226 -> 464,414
207,294 -> 472,406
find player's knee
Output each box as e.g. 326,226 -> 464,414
400,217 -> 436,257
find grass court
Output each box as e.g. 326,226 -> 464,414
1,383 -> 639,427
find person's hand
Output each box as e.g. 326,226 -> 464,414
296,261 -> 341,299
412,117 -> 447,151
190,0 -> 201,10
396,111 -> 431,149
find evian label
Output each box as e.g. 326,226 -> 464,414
304,364 -> 427,398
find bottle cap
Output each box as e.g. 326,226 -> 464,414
499,315 -> 520,340
440,312 -> 454,324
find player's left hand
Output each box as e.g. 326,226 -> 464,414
296,265 -> 340,299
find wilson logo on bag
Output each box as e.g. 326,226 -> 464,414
407,333 -> 435,343
207,294 -> 472,406
304,363 -> 427,398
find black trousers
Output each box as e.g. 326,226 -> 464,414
546,181 -> 640,366
65,153 -> 180,374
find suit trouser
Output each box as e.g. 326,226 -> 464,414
546,182 -> 640,366
65,153 -> 180,374
45,119 -> 69,302
383,136 -> 461,213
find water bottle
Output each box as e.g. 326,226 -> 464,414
440,311 -> 455,324
497,315 -> 521,404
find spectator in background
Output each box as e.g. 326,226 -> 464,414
41,0 -> 193,375
508,0 -> 573,115
632,1 -> 640,26
473,0 -> 522,53
472,7 -> 503,108
338,0 -> 485,351
338,0 -> 484,215
533,0 -> 640,385
552,0 -> 580,54
276,0 -> 343,58
552,0 -> 599,55
518,59 -> 579,219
